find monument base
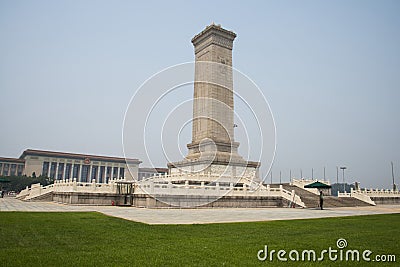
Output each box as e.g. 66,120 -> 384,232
167,159 -> 261,183
133,194 -> 300,208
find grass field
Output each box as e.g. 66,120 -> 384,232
0,212 -> 398,266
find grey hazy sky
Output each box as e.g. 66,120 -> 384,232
1,1 -> 399,188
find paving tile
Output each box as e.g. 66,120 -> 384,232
1,197 -> 399,225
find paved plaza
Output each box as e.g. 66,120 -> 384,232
1,197 -> 399,224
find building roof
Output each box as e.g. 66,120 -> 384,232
19,149 -> 141,164
304,181 -> 332,189
0,157 -> 25,164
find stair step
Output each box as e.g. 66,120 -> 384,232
266,183 -> 371,208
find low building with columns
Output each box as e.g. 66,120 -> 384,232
138,168 -> 169,181
0,149 -> 141,183
0,157 -> 25,177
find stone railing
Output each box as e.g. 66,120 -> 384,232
338,187 -> 400,205
338,189 -> 376,206
16,174 -> 306,207
140,172 -> 261,185
355,188 -> 400,197
52,179 -> 118,193
15,186 -> 31,200
291,178 -> 330,195
137,181 -> 305,207
16,178 -> 124,200
24,183 -> 55,200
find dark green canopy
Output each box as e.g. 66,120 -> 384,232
304,181 -> 331,189
0,178 -> 10,183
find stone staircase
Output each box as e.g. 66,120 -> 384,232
24,191 -> 53,202
269,183 -> 372,208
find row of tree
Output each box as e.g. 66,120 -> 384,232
0,175 -> 54,193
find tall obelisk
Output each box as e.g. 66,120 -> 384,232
168,24 -> 260,179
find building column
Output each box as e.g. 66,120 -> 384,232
63,163 -> 67,180
70,164 -> 74,180
77,164 -> 81,182
96,166 -> 100,183
111,165 -> 115,179
54,162 -> 59,180
46,163 -> 50,178
88,164 -> 93,183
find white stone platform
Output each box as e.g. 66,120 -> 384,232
1,197 -> 399,225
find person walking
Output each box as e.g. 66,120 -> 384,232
319,190 -> 324,210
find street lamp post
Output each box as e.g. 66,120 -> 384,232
391,162 -> 396,191
340,167 -> 347,193
336,166 -> 339,184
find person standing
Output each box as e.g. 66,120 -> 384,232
319,190 -> 324,210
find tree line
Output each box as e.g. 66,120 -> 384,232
0,174 -> 54,193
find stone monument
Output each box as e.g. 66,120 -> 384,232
168,24 -> 260,181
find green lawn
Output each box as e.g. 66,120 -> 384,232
0,212 -> 398,266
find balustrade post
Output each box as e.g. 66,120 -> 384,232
149,181 -> 154,194
73,178 -> 77,191
91,179 -> 96,192
168,182 -> 172,194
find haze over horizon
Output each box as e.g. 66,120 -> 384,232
1,1 -> 399,189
